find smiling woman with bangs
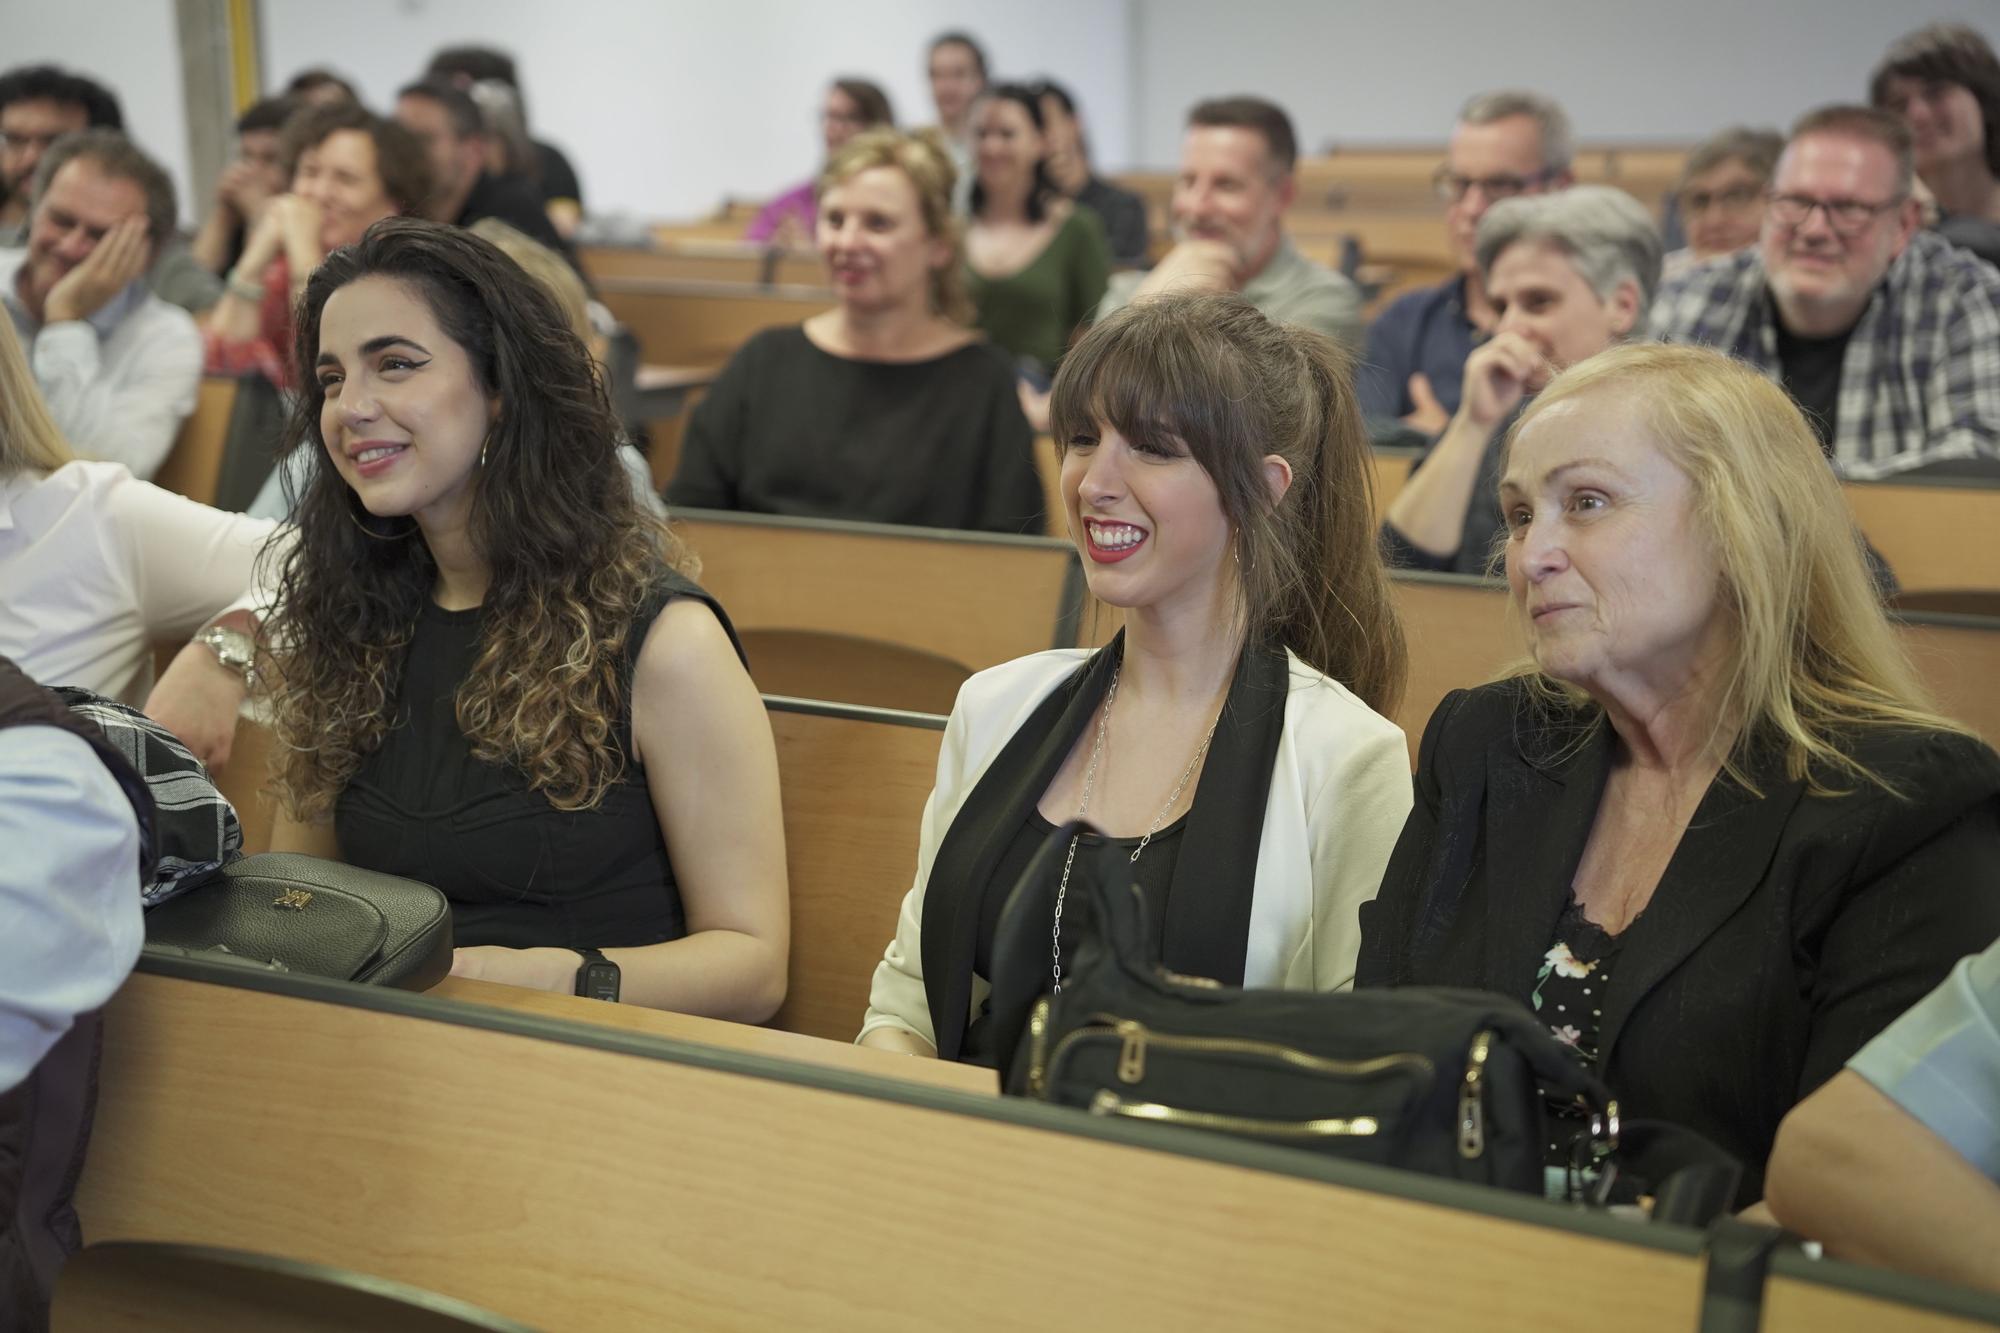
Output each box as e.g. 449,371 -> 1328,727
859,291 -> 1413,1064
261,218 -> 788,1019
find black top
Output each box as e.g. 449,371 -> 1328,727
333,572 -> 741,951
919,635 -> 1291,1061
1533,899 -> 1632,1166
1773,308 -> 1854,454
535,139 -> 583,207
455,169 -> 585,278
1378,402 -> 1519,577
1355,679 -> 2000,1204
1074,175 -> 1149,267
962,810 -> 1188,1065
666,325 -> 1044,534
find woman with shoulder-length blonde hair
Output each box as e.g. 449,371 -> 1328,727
667,128 -> 1042,533
263,217 -> 788,1018
0,315 -> 277,767
861,291 -> 1413,1064
1359,341 -> 2000,1206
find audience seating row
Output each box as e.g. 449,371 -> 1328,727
74,958 -> 2000,1332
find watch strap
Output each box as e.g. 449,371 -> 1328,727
574,948 -> 621,1002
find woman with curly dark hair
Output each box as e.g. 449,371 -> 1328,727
263,218 -> 788,1018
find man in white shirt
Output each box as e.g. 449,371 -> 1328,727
0,129 -> 200,480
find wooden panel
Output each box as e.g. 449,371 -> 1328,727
581,243 -> 824,289
764,703 -> 945,1043
740,629 -> 968,716
427,975 -> 986,1093
1390,577 -> 1519,763
1899,617 -> 2000,747
675,512 -> 1078,677
1764,1274 -> 2000,1333
1844,479 -> 2000,594
151,377 -> 241,506
78,971 -> 1719,1332
1372,449 -> 1412,524
1035,434 -> 1066,538
596,279 -> 832,366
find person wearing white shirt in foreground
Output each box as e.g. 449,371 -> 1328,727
0,316 -> 275,768
0,129 -> 200,481
860,293 -> 1412,1063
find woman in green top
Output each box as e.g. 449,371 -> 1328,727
963,84 -> 1111,376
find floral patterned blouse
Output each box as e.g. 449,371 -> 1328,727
1532,898 -> 1629,1171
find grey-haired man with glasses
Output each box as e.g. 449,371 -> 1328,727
1653,105 -> 2000,477
1357,90 -> 1573,439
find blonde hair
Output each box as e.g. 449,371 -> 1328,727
1504,342 -> 1963,795
0,318 -> 74,477
818,128 -> 973,324
468,217 -> 606,362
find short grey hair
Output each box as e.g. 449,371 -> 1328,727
31,129 -> 177,249
1459,89 -> 1573,175
1475,185 -> 1664,313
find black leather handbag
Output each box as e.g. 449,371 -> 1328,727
144,853 -> 454,991
987,823 -> 1739,1219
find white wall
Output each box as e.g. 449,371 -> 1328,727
1130,1 -> 2000,165
5,0 -> 194,222
264,0 -> 1135,221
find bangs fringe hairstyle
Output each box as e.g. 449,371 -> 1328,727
1049,292 -> 1405,715
820,128 -> 973,324
264,217 -> 694,821
1501,342 -> 1964,796
0,317 -> 74,477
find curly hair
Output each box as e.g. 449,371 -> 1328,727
280,103 -> 433,217
263,217 -> 693,821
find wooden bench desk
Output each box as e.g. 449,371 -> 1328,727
1844,474 -> 2000,594
76,958 -> 2000,1332
151,376 -> 243,508
672,510 -> 1082,712
595,277 -> 831,368
581,242 -> 824,290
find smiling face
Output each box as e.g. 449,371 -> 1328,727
1487,240 -> 1638,388
1679,158 -> 1769,259
1761,133 -> 1917,331
315,274 -> 497,534
238,126 -> 288,196
1,97 -> 88,204
817,164 -> 949,315
294,129 -> 399,253
1170,125 -> 1290,275
928,41 -> 984,128
1061,420 -> 1238,623
1877,73 -> 1988,175
22,158 -> 150,308
1500,392 -> 1730,708
974,96 -> 1044,193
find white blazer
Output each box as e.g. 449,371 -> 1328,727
859,646 -> 1413,1050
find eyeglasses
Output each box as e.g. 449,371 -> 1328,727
1766,191 -> 1907,234
1432,166 -> 1556,204
1680,184 -> 1763,216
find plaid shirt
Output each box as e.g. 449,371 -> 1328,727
1648,230 -> 2000,479
52,686 -> 241,906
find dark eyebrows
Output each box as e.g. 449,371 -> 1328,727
314,335 -> 431,369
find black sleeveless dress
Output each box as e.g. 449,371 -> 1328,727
333,571 -> 741,951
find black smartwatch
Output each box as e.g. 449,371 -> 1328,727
573,948 -> 621,1002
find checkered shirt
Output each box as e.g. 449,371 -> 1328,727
1647,230 -> 2000,479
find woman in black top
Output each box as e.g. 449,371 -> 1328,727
262,218 -> 788,1018
1357,343 -> 2000,1204
667,129 -> 1042,534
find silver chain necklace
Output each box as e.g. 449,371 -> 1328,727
1051,659 -> 1222,993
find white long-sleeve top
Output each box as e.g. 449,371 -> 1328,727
859,647 -> 1414,1049
1,460 -> 279,704
0,247 -> 202,481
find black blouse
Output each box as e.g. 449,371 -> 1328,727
665,326 -> 1044,534
333,572 -> 741,951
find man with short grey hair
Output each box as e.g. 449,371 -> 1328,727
0,130 -> 200,479
1359,90 -> 1574,439
1652,104 -> 2000,477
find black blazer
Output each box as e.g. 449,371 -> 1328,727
1356,680 -> 2000,1202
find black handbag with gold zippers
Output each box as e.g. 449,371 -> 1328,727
986,822 -> 1737,1217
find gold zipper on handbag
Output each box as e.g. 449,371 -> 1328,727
1088,1090 -> 1382,1138
1458,1029 -> 1493,1160
1036,1012 -> 1435,1091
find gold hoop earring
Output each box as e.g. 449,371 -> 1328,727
480,437 -> 490,468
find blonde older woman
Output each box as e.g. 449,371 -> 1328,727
1358,343 -> 2000,1206
1381,185 -> 1660,575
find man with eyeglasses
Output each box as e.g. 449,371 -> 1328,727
1357,90 -> 1573,440
0,65 -> 122,247
1653,105 -> 2000,477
